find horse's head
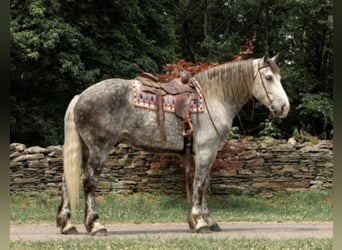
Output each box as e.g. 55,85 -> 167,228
252,54 -> 290,118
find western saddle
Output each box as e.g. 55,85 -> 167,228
135,69 -> 202,204
135,69 -> 201,141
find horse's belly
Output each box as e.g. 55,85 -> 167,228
119,109 -> 185,152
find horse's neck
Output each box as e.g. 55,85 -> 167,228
227,60 -> 259,115
227,97 -> 251,117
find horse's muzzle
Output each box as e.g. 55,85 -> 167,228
277,103 -> 290,118
270,103 -> 289,118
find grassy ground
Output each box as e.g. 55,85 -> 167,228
10,190 -> 333,249
10,237 -> 333,250
10,189 -> 332,224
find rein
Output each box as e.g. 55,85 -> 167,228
190,77 -> 227,141
184,61 -> 275,206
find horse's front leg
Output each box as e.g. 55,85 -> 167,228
201,176 -> 222,232
188,148 -> 221,233
83,153 -> 108,236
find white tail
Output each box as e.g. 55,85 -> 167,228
63,95 -> 82,212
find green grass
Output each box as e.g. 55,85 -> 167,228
10,190 -> 332,225
10,237 -> 333,250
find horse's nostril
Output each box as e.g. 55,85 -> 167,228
280,104 -> 290,118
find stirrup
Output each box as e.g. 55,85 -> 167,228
182,120 -> 193,137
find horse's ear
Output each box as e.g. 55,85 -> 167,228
271,53 -> 279,62
262,53 -> 269,63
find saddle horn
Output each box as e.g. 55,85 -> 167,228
180,68 -> 192,84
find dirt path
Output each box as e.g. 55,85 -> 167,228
10,222 -> 332,241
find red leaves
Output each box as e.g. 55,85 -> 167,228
232,32 -> 256,61
212,139 -> 249,172
155,33 -> 256,82
157,60 -> 216,82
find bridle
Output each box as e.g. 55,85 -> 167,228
253,59 -> 275,113
189,58 -> 277,141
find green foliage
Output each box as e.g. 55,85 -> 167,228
259,119 -> 281,140
228,126 -> 240,139
292,128 -> 319,144
10,0 -> 333,145
10,0 -> 178,146
298,93 -> 333,122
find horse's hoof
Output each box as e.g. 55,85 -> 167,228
196,226 -> 212,234
91,227 -> 108,236
90,222 -> 108,236
210,224 -> 222,232
61,225 -> 78,235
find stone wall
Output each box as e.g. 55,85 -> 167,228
10,138 -> 333,195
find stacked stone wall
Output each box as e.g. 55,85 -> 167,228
10,138 -> 333,195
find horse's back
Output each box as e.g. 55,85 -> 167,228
77,78 -> 131,105
71,78 -> 184,152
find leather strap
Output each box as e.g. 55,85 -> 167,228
156,90 -> 167,141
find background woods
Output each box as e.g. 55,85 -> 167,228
10,0 -> 333,146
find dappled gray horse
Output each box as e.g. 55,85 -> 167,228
57,55 -> 289,235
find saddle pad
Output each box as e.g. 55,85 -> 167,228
131,80 -> 204,113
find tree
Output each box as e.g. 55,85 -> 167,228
173,0 -> 333,139
11,0 -> 95,145
10,0 -> 333,145
10,0 -> 179,146
279,0 -> 333,138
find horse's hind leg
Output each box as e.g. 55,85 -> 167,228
83,149 -> 108,235
56,175 -> 78,234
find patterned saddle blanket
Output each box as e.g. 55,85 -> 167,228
131,73 -> 204,140
131,79 -> 204,113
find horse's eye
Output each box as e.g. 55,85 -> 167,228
265,75 -> 273,81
